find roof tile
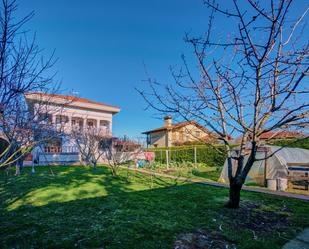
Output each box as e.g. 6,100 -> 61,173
25,92 -> 119,109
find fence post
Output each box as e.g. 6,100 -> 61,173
166,150 -> 169,169
194,147 -> 197,164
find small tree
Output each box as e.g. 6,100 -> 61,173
72,127 -> 107,169
101,136 -> 143,176
138,0 -> 309,208
1,97 -> 63,175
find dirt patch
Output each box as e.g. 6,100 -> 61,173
218,200 -> 291,234
174,229 -> 236,249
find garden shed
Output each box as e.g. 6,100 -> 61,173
219,146 -> 309,190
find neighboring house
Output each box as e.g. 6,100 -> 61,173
231,131 -> 305,145
142,116 -> 216,148
25,92 -> 120,165
259,131 -> 305,141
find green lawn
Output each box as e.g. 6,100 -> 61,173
143,162 -> 222,182
0,166 -> 308,249
171,165 -> 221,182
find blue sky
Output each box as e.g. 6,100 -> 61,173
18,0 -> 307,138
17,0 -> 212,138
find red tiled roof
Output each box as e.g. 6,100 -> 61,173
260,131 -> 304,140
25,92 -> 119,109
142,120 -> 209,134
142,121 -> 189,134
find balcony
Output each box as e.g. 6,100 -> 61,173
36,113 -> 112,136
73,126 -> 112,137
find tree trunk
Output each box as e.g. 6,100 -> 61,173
15,165 -> 21,176
226,182 -> 242,209
111,166 -> 117,177
15,161 -> 23,176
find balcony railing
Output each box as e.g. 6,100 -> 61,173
71,125 -> 112,136
44,146 -> 79,153
53,123 -> 111,135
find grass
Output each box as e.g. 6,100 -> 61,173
143,162 -> 222,182
170,166 -> 221,181
0,166 -> 309,249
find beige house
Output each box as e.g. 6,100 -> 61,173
142,116 -> 216,148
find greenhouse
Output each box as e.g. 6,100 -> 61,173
219,146 -> 309,190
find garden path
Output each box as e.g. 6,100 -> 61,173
282,228 -> 309,249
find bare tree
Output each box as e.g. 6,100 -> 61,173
101,136 -> 143,176
72,126 -> 143,175
138,0 -> 309,208
1,95 -> 64,174
71,127 -> 108,169
0,0 -> 58,174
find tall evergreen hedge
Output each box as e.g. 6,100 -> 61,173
269,137 -> 309,150
148,145 -> 227,167
147,138 -> 309,167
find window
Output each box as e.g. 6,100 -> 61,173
100,120 -> 110,128
71,118 -> 84,131
38,113 -> 52,123
195,131 -> 201,137
44,138 -> 62,153
56,115 -> 68,124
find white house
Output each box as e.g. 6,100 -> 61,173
25,92 -> 120,165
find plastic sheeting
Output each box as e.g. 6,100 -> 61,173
218,146 -> 309,185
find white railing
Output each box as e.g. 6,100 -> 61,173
55,124 -> 111,136
44,146 -> 79,153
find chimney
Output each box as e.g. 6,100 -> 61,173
164,115 -> 172,127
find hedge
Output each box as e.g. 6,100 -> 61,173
147,138 -> 309,168
269,137 -> 309,150
147,145 -> 227,167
